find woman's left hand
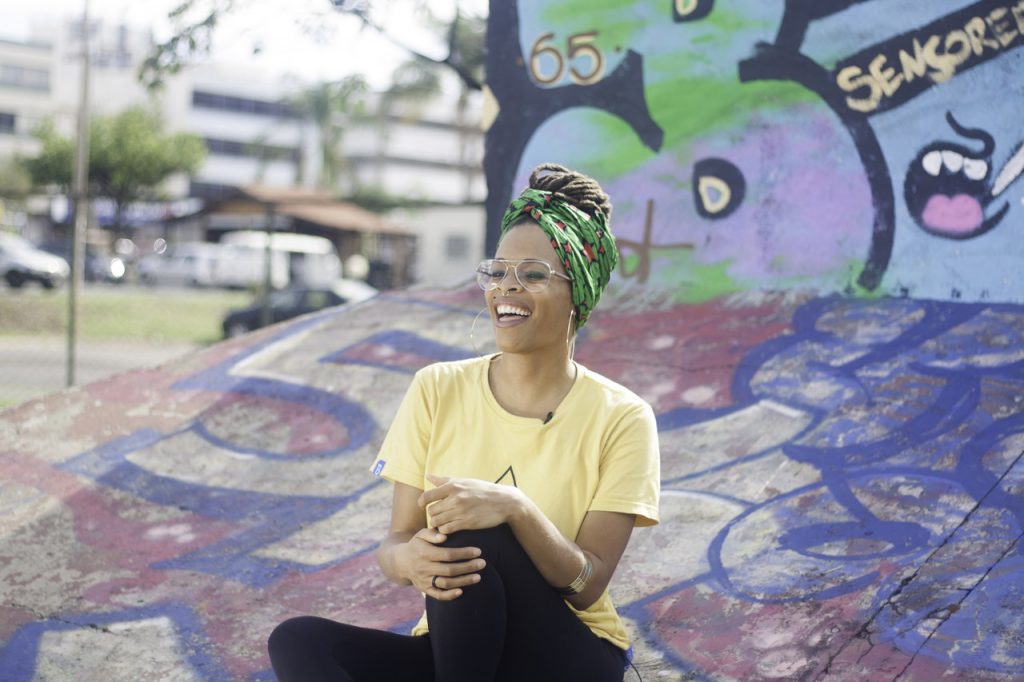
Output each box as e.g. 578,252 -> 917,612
419,474 -> 525,534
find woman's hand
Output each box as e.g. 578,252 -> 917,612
393,527 -> 486,601
419,474 -> 526,534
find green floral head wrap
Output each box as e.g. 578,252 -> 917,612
499,188 -> 619,329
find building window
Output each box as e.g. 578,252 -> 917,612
192,90 -> 299,119
445,235 -> 470,260
0,64 -> 50,92
0,112 -> 14,134
189,181 -> 237,201
204,137 -> 301,164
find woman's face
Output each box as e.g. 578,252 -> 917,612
487,222 -> 575,356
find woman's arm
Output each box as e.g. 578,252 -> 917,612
421,474 -> 635,610
376,482 -> 487,601
510,499 -> 635,611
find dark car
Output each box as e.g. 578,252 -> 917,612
41,241 -> 126,284
221,280 -> 378,338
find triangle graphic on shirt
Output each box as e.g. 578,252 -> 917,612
494,465 -> 518,487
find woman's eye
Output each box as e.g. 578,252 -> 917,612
524,270 -> 548,281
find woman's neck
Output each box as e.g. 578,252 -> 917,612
488,351 -> 577,420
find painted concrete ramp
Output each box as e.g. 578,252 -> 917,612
1,286 -> 1023,681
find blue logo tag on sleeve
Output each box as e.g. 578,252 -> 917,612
373,460 -> 386,477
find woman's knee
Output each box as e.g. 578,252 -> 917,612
268,615 -> 325,657
441,524 -> 516,552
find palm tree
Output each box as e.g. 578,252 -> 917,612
291,75 -> 369,190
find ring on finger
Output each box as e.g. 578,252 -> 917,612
432,575 -> 440,589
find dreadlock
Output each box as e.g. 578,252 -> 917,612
528,163 -> 613,224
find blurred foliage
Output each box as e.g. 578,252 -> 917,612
346,184 -> 431,212
139,0 -> 236,91
0,158 -> 33,199
140,0 -> 486,92
21,107 -> 206,230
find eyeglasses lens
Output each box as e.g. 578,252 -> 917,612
476,260 -> 552,292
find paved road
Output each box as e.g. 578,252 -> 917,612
0,335 -> 200,407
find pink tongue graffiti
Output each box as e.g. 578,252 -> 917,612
921,193 -> 984,235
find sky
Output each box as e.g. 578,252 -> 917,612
0,0 -> 488,89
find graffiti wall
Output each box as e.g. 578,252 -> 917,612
484,0 -> 1024,302
2,2 -> 1024,680
2,289 -> 1024,680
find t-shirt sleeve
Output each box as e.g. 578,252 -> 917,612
369,369 -> 433,490
589,401 -> 661,527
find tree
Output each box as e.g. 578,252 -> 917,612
0,157 -> 34,201
291,75 -> 369,189
139,1 -> 486,93
22,107 -> 206,234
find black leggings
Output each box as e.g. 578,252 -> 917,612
267,524 -> 626,682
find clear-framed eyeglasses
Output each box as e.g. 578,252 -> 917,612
476,258 -> 572,293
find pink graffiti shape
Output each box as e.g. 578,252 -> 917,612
921,193 -> 984,235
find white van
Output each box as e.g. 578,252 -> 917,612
217,231 -> 342,289
136,242 -> 221,287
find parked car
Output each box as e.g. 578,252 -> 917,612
221,280 -> 379,338
0,233 -> 70,289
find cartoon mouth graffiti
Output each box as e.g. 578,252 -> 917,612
904,111 -> 1023,240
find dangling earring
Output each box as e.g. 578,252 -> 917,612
470,307 -> 493,357
566,309 -> 576,363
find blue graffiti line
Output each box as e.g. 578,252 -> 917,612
172,309 -> 378,461
785,372 -> 981,468
617,572 -> 716,682
322,329 -> 474,374
660,407 -> 824,487
639,296 -> 1024,672
59,430 -> 384,587
876,547 -> 1024,673
703,471 -> 971,605
0,602 -> 233,682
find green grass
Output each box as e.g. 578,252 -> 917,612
0,286 -> 250,344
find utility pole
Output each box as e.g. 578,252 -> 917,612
67,0 -> 91,387
261,203 -> 274,328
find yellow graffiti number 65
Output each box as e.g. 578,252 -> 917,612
529,31 -> 605,86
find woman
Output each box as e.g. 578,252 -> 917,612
268,163 -> 661,681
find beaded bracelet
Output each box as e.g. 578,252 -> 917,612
558,557 -> 593,596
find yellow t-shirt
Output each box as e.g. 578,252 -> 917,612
369,354 -> 660,650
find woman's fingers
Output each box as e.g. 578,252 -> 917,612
413,527 -> 447,545
435,558 -> 486,578
430,571 -> 482,591
417,559 -> 485,600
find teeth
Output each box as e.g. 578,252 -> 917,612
921,148 -> 988,181
941,150 -> 964,172
497,304 -> 530,317
963,157 -> 987,180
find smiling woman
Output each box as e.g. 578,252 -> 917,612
268,163 -> 661,682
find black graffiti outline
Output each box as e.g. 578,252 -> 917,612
484,0 -> 665,255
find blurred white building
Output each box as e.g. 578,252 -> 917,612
0,14 -> 485,285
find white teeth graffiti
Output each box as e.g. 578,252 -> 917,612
941,149 -> 964,172
922,150 -> 942,176
921,150 -> 988,181
962,157 -> 988,181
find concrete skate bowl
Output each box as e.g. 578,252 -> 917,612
2,282 -> 1024,681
